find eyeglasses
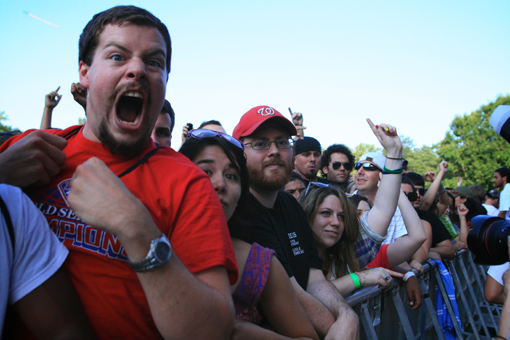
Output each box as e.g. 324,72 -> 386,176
186,129 -> 244,149
244,138 -> 293,150
405,191 -> 418,202
415,188 -> 425,196
354,162 -> 380,171
304,181 -> 353,197
332,162 -> 352,171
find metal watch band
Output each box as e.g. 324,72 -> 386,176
129,234 -> 172,272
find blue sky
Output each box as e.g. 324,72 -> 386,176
1,0 -> 509,150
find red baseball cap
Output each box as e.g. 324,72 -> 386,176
232,105 -> 297,139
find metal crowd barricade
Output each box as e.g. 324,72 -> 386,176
346,249 -> 501,340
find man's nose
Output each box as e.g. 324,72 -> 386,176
126,58 -> 147,80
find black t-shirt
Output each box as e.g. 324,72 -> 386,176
292,171 -> 329,188
239,190 -> 323,290
417,209 -> 452,246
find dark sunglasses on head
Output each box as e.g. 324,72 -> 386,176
186,129 -> 245,149
304,181 -> 353,197
406,192 -> 418,202
354,162 -> 380,171
332,162 -> 352,171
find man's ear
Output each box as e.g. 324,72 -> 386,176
322,166 -> 328,175
79,61 -> 90,89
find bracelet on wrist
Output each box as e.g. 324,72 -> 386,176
382,166 -> 404,175
385,156 -> 403,160
350,272 -> 361,289
403,271 -> 416,282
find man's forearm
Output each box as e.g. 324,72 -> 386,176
430,244 -> 455,260
305,277 -> 359,340
421,174 -> 445,211
292,278 -> 335,338
138,259 -> 234,339
41,107 -> 53,130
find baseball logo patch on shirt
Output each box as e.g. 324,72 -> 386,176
58,179 -> 72,207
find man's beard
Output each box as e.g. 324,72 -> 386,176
303,170 -> 317,180
249,159 -> 293,192
98,117 -> 150,159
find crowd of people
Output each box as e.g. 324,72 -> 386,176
1,5 -> 509,340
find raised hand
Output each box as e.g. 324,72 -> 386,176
438,160 -> 448,174
71,82 -> 87,109
366,118 -> 402,157
288,107 -> 306,139
457,203 -> 469,217
45,86 -> 62,109
424,171 -> 437,182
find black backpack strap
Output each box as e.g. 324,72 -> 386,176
0,195 -> 14,252
118,144 -> 160,178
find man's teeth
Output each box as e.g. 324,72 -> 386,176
124,92 -> 142,98
119,116 -> 141,125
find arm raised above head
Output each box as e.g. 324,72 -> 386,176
365,119 -> 403,237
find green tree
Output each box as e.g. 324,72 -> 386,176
0,111 -> 12,132
436,94 -> 510,189
352,143 -> 382,163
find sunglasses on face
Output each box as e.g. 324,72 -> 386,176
331,162 -> 352,171
354,162 -> 380,171
415,188 -> 425,196
186,129 -> 245,149
405,191 -> 418,202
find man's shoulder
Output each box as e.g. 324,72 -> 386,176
503,184 -> 510,194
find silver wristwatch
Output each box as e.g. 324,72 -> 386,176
129,234 -> 172,272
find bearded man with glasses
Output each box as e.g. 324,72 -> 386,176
233,105 -> 359,340
320,144 -> 355,192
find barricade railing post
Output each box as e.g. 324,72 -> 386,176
434,266 -> 465,340
418,276 -> 446,340
456,251 -> 491,337
464,251 -> 500,328
359,300 -> 379,340
391,285 -> 416,340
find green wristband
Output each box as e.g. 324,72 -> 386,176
350,273 -> 361,289
382,166 -> 403,174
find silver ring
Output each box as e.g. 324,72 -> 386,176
384,275 -> 391,281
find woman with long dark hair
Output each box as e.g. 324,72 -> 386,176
180,129 -> 318,340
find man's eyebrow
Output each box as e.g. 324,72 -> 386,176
102,42 -> 166,59
103,41 -> 129,52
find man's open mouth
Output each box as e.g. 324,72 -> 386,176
117,92 -> 144,125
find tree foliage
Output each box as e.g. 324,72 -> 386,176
0,111 -> 12,133
352,143 -> 382,163
436,94 -> 510,189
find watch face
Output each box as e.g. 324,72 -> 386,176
155,241 -> 171,262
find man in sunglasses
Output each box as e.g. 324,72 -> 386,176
402,174 -> 454,260
355,153 -> 409,245
233,105 -> 359,340
320,144 -> 355,192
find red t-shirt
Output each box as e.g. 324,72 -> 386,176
1,126 -> 238,339
365,244 -> 390,269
